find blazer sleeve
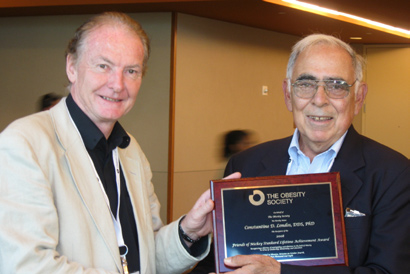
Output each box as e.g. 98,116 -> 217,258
155,218 -> 212,274
127,136 -> 211,274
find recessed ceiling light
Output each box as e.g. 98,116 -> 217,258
263,0 -> 410,39
350,37 -> 363,40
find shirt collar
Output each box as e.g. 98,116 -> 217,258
288,128 -> 348,160
66,94 -> 130,150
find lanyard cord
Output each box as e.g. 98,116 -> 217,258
88,148 -> 128,255
67,111 -> 128,257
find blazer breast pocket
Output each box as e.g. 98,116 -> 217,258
344,215 -> 371,267
344,214 -> 370,229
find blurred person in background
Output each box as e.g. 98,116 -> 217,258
38,92 -> 62,111
223,130 -> 253,160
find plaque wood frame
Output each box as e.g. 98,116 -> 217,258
211,172 -> 347,273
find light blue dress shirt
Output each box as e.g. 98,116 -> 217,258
286,129 -> 347,175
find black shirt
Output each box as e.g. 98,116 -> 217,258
66,94 -> 140,272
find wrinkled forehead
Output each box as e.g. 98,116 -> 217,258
293,44 -> 355,79
83,24 -> 126,46
80,23 -> 140,54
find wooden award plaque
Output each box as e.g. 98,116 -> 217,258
211,172 -> 347,273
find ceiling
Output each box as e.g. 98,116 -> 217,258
1,0 -> 409,44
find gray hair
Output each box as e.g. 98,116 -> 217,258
286,34 -> 365,82
65,12 -> 150,76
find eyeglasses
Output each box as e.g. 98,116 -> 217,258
291,79 -> 356,99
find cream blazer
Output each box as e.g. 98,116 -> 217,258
0,98 -> 209,274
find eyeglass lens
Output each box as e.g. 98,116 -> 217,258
292,80 -> 352,99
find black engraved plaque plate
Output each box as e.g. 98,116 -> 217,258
211,172 -> 347,273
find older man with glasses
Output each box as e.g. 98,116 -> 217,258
191,34 -> 409,274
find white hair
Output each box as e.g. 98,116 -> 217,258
286,34 -> 365,83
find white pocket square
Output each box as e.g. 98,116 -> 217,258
345,208 -> 366,217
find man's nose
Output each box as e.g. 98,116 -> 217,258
109,70 -> 124,92
311,84 -> 329,105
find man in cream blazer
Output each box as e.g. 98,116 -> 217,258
0,98 -> 207,273
0,12 -> 218,273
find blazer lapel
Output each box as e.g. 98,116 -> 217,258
118,148 -> 150,273
259,153 -> 289,177
330,127 -> 365,207
258,138 -> 291,177
252,131 -> 365,207
51,100 -> 122,272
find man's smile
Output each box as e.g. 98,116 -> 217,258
101,95 -> 121,102
307,115 -> 333,121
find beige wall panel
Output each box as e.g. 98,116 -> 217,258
172,170 -> 223,221
172,14 -> 299,219
363,46 -> 410,158
174,14 -> 298,173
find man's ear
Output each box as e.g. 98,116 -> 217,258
66,54 -> 77,84
283,79 -> 293,112
354,82 -> 368,115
